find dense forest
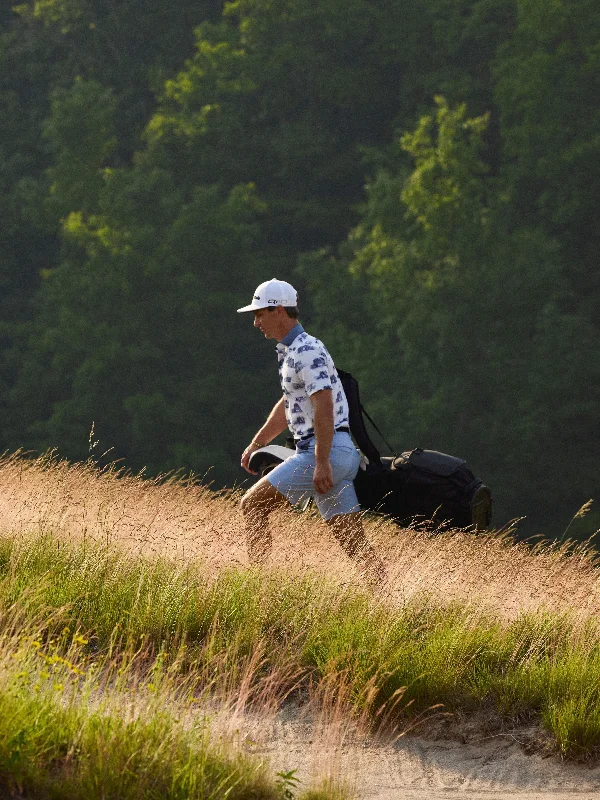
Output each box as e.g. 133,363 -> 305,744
0,0 -> 598,537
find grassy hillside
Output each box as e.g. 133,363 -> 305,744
0,452 -> 600,797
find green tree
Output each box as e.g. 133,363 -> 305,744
146,0 -> 438,250
303,98 -> 600,534
12,164 -> 276,481
12,0 -> 222,157
0,0 -> 223,453
424,0 -> 516,116
494,0 -> 600,317
0,28 -> 58,438
44,78 -> 118,217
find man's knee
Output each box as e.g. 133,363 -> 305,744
240,489 -> 267,520
240,489 -> 256,517
240,477 -> 287,519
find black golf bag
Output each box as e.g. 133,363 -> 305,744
338,370 -> 492,530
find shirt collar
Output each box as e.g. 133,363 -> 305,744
278,323 -> 304,349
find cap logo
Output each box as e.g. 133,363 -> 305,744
267,298 -> 278,304
254,295 -> 261,300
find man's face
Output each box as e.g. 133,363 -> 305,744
253,307 -> 280,338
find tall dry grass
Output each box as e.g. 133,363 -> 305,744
1,450 -> 598,622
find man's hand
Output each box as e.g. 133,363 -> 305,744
313,459 -> 334,494
241,442 -> 261,474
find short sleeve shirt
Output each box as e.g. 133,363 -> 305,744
276,328 -> 349,439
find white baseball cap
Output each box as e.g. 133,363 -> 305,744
237,279 -> 298,313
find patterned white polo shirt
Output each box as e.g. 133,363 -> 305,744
276,325 -> 349,439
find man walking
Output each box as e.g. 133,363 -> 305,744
238,278 -> 386,588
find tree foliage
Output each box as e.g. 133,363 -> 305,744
305,97 -> 600,532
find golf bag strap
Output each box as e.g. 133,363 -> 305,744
360,403 -> 398,458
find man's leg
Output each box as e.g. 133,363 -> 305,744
326,512 -> 387,589
240,477 -> 289,565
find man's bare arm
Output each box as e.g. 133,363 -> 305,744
311,388 -> 334,494
254,396 -> 288,446
241,397 -> 288,474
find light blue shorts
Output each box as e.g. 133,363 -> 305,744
266,431 -> 361,521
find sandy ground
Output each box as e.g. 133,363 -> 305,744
222,703 -> 600,800
2,454 -> 600,798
